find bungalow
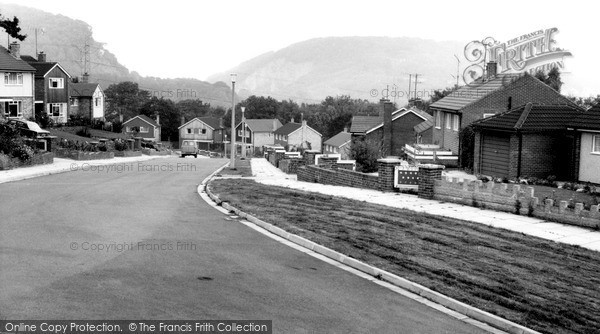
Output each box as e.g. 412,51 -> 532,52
123,114 -> 161,142
274,119 -> 322,151
234,118 -> 282,153
350,100 -> 432,157
178,116 -> 225,150
0,42 -> 36,121
323,129 -> 352,160
472,103 -> 600,183
427,63 -> 575,157
69,74 -> 105,120
21,51 -> 71,123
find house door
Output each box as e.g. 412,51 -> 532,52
480,132 -> 510,178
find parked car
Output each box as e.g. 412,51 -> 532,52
180,140 -> 199,158
5,119 -> 50,138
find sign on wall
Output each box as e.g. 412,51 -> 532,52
394,165 -> 419,189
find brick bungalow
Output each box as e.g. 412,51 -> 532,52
428,63 -> 575,157
323,129 -> 352,159
123,114 -> 161,142
69,74 -> 105,120
472,103 -> 600,182
350,101 -> 432,157
274,119 -> 322,151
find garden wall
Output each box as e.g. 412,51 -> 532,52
55,148 -> 114,161
113,150 -> 142,157
297,165 -> 379,190
0,152 -> 54,170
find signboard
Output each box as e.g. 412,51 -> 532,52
394,165 -> 419,189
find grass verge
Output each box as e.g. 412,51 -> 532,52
217,157 -> 252,177
210,179 -> 600,334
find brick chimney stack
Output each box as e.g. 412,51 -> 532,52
38,51 -> 46,62
382,99 -> 394,156
8,42 -> 20,58
486,62 -> 498,79
82,73 -> 90,83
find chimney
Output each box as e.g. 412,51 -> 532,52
343,127 -> 348,133
301,112 -> 304,122
272,119 -> 277,131
220,118 -> 224,129
383,100 -> 394,156
379,98 -> 389,118
486,62 -> 498,79
82,73 -> 90,83
8,42 -> 20,58
291,117 -> 295,123
302,119 -> 307,127
180,115 -> 185,126
38,51 -> 46,62
156,114 -> 160,125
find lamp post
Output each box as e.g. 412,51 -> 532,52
230,73 -> 237,169
241,106 -> 246,158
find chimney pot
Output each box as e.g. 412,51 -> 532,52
9,42 -> 20,58
291,117 -> 295,123
486,62 -> 498,79
81,73 -> 90,83
38,51 -> 46,62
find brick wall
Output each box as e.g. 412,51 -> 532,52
297,165 -> 379,190
279,158 -> 305,174
417,164 -> 445,199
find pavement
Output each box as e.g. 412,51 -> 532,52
0,156 -> 491,333
250,158 -> 600,252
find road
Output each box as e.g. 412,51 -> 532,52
0,157 -> 486,333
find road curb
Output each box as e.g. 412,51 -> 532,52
203,175 -> 540,334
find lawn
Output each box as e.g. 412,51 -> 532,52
210,179 -> 600,334
48,129 -> 94,142
527,184 -> 599,209
217,157 -> 253,177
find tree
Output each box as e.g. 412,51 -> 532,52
349,137 -> 385,173
139,97 -> 179,142
0,12 -> 26,41
104,82 -> 150,122
534,67 -> 562,92
176,99 -> 212,121
568,94 -> 600,110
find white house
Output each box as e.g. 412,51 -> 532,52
0,43 -> 36,120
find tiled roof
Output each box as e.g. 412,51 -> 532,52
0,46 -> 35,72
20,55 -> 38,62
350,115 -> 382,133
589,104 -> 600,113
198,117 -> 223,129
429,74 -> 522,111
414,118 -> 434,133
243,119 -> 282,132
274,122 -> 302,136
27,62 -> 58,77
123,115 -> 159,127
70,83 -> 100,97
324,131 -> 351,147
472,103 -> 600,132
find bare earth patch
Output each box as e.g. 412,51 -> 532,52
210,179 -> 600,334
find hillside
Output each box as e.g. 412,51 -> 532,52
0,3 -> 234,107
208,36 -> 466,105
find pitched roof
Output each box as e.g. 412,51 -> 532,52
366,108 -> 432,134
350,115 -> 381,133
123,115 -> 159,127
430,74 -> 523,111
20,55 -> 38,62
472,103 -> 600,132
414,118 -> 434,134
24,61 -> 71,78
324,131 -> 352,147
589,104 -> 600,113
243,119 -> 282,132
198,117 -> 222,129
0,46 -> 36,72
70,83 -> 101,97
274,122 -> 302,136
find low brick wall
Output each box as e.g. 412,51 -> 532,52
55,148 -> 114,161
142,148 -> 171,156
0,152 -> 54,170
113,150 -> 142,157
279,158 -> 305,174
433,177 -> 600,228
297,165 -> 379,190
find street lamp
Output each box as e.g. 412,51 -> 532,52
230,73 -> 237,169
241,106 -> 246,158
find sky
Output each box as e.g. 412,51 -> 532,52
6,0 -> 600,97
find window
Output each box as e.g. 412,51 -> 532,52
70,98 -> 79,106
593,135 -> 600,154
4,72 -> 23,85
50,103 -> 63,117
49,78 -> 64,89
186,128 -> 192,134
445,113 -> 452,129
483,113 -> 496,119
139,126 -> 149,133
435,111 -> 441,129
4,101 -> 22,117
453,114 -> 459,131
202,128 -> 206,134
95,97 -> 101,107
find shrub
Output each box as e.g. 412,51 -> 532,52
11,145 -> 34,162
113,138 -> 129,151
76,127 -> 91,138
349,137 -> 384,173
35,112 -> 53,129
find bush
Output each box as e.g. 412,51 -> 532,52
76,127 -> 91,138
349,137 -> 384,173
113,138 -> 129,151
11,145 -> 34,162
35,112 -> 53,129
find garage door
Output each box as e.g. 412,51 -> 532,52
480,132 -> 510,178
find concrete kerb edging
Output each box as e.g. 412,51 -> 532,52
201,169 -> 540,334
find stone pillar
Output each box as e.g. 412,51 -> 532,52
319,156 -> 338,170
133,137 -> 142,150
377,157 -> 404,192
127,139 -> 135,151
418,164 -> 445,199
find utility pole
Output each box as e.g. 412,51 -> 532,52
230,73 -> 237,169
408,74 -> 412,101
454,54 -> 460,87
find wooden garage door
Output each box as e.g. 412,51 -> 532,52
480,132 -> 510,178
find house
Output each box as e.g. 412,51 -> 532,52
69,74 -> 105,120
350,101 -> 433,156
427,63 -> 575,156
323,129 -> 352,159
234,118 -> 282,153
123,114 -> 161,142
0,42 -> 36,121
471,103 -> 600,183
22,51 -> 72,124
274,119 -> 322,151
178,116 -> 225,150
